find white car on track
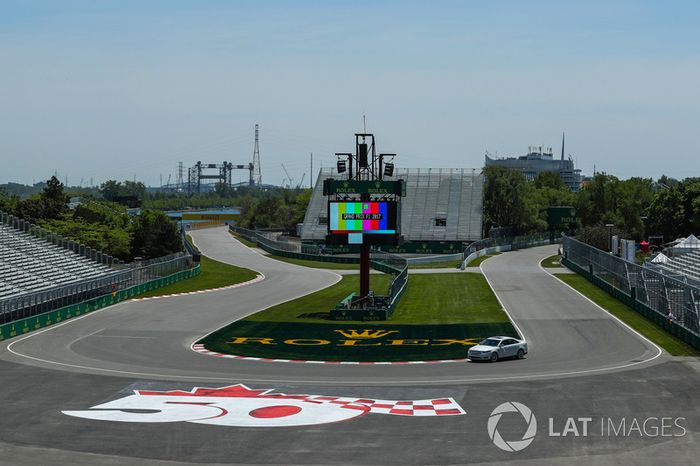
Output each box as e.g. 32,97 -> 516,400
467,336 -> 528,362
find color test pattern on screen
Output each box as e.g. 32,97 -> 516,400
329,202 -> 395,234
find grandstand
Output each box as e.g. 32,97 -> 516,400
649,248 -> 700,285
301,168 -> 484,242
0,221 -> 117,300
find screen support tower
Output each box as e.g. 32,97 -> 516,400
331,133 -> 398,299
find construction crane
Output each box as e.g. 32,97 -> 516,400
281,164 -> 293,188
296,173 -> 306,190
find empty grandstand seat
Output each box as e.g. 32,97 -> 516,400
0,222 -> 118,300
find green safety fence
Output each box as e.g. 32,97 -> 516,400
562,257 -> 700,351
0,265 -> 201,342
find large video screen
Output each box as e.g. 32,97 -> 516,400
329,201 -> 397,234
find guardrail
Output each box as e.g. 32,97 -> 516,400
0,264 -> 200,341
230,225 -> 408,308
181,229 -> 201,262
563,236 -> 700,350
462,232 -> 560,267
1,252 -> 195,325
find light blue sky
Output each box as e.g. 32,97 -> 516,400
1,1 -> 698,187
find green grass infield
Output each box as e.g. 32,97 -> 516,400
541,254 -> 564,268
230,232 -> 258,248
198,273 -> 518,361
408,259 -> 463,269
134,255 -> 259,299
467,253 -> 501,267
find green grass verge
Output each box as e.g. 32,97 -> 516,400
134,255 -> 259,299
246,274 -> 389,323
198,273 -> 517,361
467,253 -> 501,267
230,232 -> 258,248
554,273 -> 700,357
246,273 -> 508,325
408,259 -> 463,269
541,254 -> 564,268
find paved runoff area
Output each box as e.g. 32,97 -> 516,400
1,226 -> 698,465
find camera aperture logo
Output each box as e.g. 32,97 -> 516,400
487,401 -> 537,452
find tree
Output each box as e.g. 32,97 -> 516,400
617,178 -> 653,240
121,180 -> 146,199
533,171 -> 566,190
483,166 -> 539,234
14,198 -> 45,221
645,178 -> 700,241
577,225 -> 611,251
131,210 -> 182,259
575,173 -> 621,226
100,180 -> 122,202
292,189 -> 313,228
39,176 -> 69,219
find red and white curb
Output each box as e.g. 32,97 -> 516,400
191,344 -> 468,364
130,274 -> 265,301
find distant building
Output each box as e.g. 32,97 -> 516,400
484,135 -> 582,191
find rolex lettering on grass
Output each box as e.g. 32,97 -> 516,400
227,329 -> 481,348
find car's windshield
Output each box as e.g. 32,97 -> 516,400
480,338 -> 501,347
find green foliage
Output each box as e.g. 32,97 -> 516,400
645,178 -> 700,241
482,168 -> 695,247
237,189 -> 311,230
73,200 -> 129,228
483,166 -> 540,234
99,179 -> 146,201
576,225 -> 611,250
38,217 -> 132,259
143,194 -> 241,211
12,176 -> 69,221
131,210 -> 183,259
0,187 -> 17,212
133,254 -> 258,299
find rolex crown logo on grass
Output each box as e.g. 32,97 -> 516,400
334,329 -> 398,339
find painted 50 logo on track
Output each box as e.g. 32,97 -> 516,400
63,384 -> 466,427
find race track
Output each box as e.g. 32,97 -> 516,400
0,227 -> 662,384
0,226 -> 697,466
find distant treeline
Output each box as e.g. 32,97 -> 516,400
0,177 -> 181,261
484,167 -> 699,249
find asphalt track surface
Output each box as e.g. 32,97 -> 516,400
0,226 -> 698,465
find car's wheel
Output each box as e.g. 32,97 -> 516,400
490,352 -> 499,362
517,349 -> 525,359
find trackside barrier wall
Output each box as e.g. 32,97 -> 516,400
1,252 -> 195,325
0,265 -> 200,341
181,230 -> 201,262
563,236 -> 700,351
461,231 -> 561,267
